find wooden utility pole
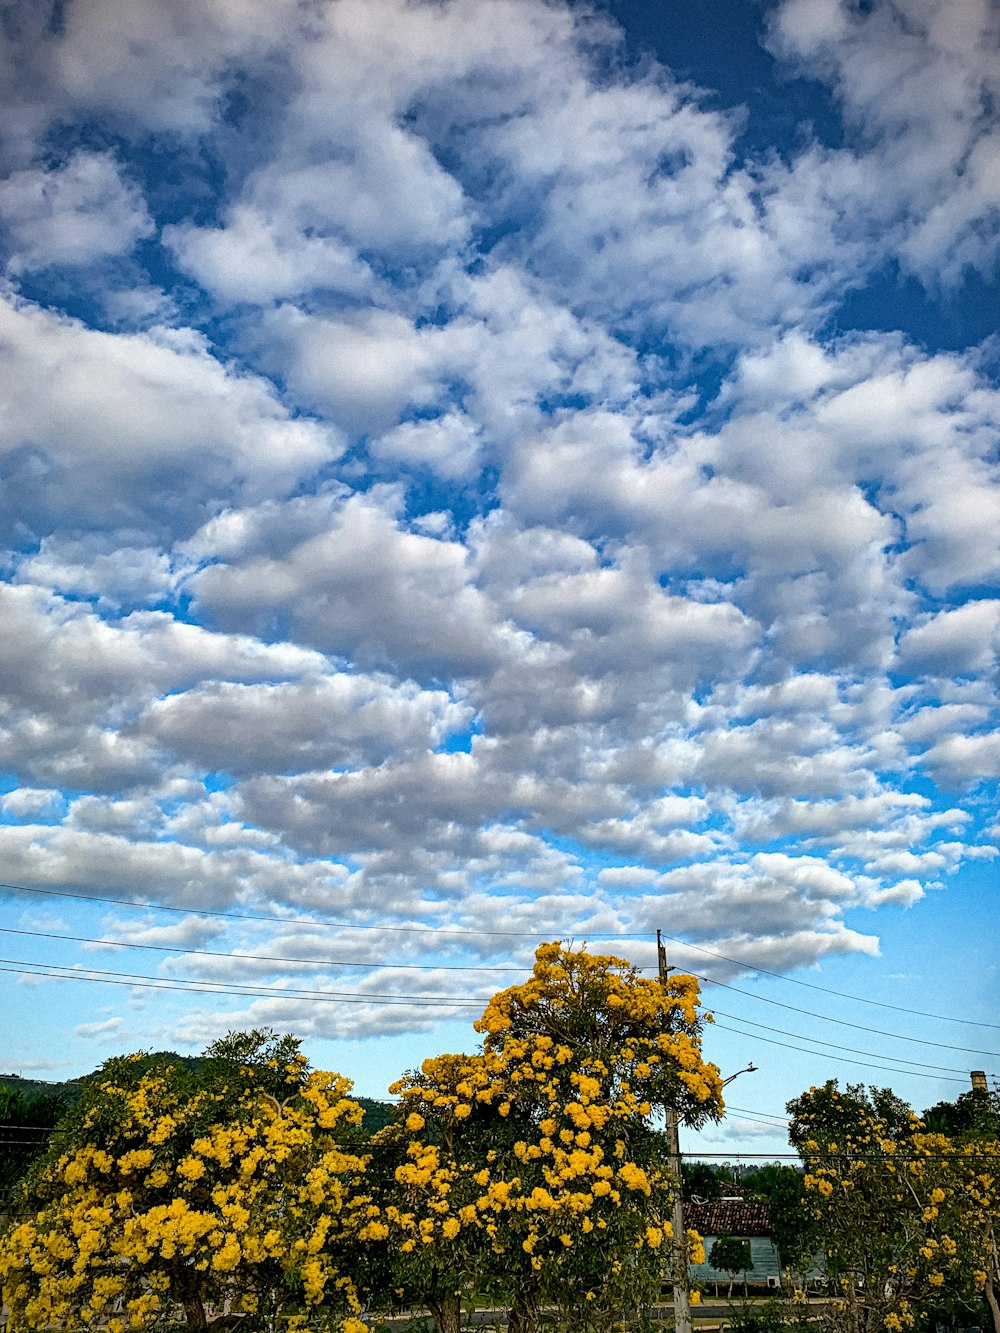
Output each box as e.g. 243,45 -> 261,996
658,929 -> 693,1333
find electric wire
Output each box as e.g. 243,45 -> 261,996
3,943 -> 989,1076
0,881 -> 645,940
3,880 -> 996,1038
698,974 -> 1000,1058
5,919 -> 994,1066
706,1006 -> 983,1075
720,1105 -> 791,1125
0,925 -> 529,973
6,953 -> 996,1089
660,928 -> 1000,1030
710,1019 -> 979,1083
0,959 -> 487,1007
3,884 -> 997,1073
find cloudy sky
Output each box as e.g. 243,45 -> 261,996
1,0 -> 998,1150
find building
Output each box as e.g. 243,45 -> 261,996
685,1184 -> 782,1288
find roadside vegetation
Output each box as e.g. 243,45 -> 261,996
0,944 -> 996,1333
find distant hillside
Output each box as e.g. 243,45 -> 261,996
357,1096 -> 394,1135
0,1068 -> 395,1206
0,1073 -> 84,1102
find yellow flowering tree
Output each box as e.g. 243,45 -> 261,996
788,1081 -> 999,1333
0,1030 -> 369,1333
369,942 -> 723,1333
355,1054 -> 511,1333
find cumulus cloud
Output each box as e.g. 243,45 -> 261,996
767,0 -> 1000,284
0,0 -> 996,1058
0,151 -> 153,273
0,296 -> 339,543
73,1016 -> 124,1039
141,674 -> 471,775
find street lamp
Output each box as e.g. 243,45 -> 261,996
722,1062 -> 758,1087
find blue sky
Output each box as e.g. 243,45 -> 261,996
0,0 -> 998,1155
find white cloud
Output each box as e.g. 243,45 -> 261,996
165,205 -> 374,306
767,0 -> 1000,285
897,601 -> 1000,676
371,413 -> 483,482
254,304 -> 480,437
0,295 -> 339,541
0,151 -> 153,273
188,489 -> 518,679
141,674 -> 471,775
73,1016 -> 124,1038
920,732 -> 1000,787
0,788 -> 63,819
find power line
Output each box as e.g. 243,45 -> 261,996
720,1105 -> 791,1125
3,879 -> 995,1042
1,1127 -> 994,1164
6,921 -> 995,1065
0,925 -> 530,973
715,1110 -> 791,1130
0,881 -> 646,941
661,930 -> 1000,1030
0,959 -> 487,1007
707,1006 -> 983,1076
698,975 -> 1000,1058
710,1020 -> 978,1084
4,954 -> 990,1086
680,1152 -> 1000,1160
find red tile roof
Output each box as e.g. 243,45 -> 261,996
684,1198 -> 772,1238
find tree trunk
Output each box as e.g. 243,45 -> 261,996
507,1287 -> 540,1333
427,1293 -> 462,1333
182,1296 -> 209,1329
983,1271 -> 1000,1333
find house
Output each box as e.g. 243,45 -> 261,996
685,1184 -> 782,1287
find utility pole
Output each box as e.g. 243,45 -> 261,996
658,929 -> 693,1333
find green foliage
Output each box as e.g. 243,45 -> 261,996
682,1160 -> 726,1201
709,1232 -> 752,1279
0,1084 -> 69,1206
356,1097 -> 394,1137
743,1164 -> 818,1272
725,1295 -> 812,1333
922,1088 -> 1000,1140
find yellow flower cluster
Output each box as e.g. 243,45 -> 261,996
795,1081 -> 999,1333
0,1056 -> 369,1333
373,943 -> 721,1317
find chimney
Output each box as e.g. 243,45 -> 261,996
970,1071 -> 988,1092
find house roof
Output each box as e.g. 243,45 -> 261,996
684,1198 -> 773,1238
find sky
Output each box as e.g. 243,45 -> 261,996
0,0 -> 998,1158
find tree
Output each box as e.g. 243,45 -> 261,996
0,1084 -> 69,1208
710,1232 -> 753,1298
788,1080 -> 1000,1333
0,1031 -> 369,1333
366,942 -> 724,1333
743,1163 -> 819,1276
683,1161 -> 726,1202
922,1086 -> 1000,1139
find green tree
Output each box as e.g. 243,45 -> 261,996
0,1031 -> 369,1333
922,1086 -> 1000,1139
744,1163 -> 818,1275
710,1232 -> 753,1298
0,1085 -> 69,1208
683,1161 -> 726,1202
788,1081 -> 1000,1333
